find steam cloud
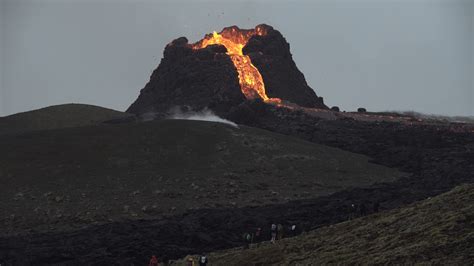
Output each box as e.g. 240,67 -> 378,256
167,107 -> 238,128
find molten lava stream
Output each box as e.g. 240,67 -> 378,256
192,31 -> 281,104
229,54 -> 268,100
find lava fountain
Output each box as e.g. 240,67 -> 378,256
191,27 -> 281,103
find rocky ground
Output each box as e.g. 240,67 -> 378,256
188,184 -> 474,265
0,107 -> 402,235
229,101 -> 474,207
0,103 -> 473,265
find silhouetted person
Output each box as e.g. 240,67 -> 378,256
161,256 -> 169,266
359,203 -> 367,217
271,223 -> 277,243
243,232 -> 252,249
349,204 -> 357,220
289,224 -> 297,237
373,201 -> 380,213
277,224 -> 284,240
199,255 -> 208,266
255,227 -> 262,242
149,255 -> 159,266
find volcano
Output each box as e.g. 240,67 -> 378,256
127,24 -> 327,117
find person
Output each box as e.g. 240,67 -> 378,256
359,203 -> 367,217
277,224 -> 284,240
289,224 -> 297,237
243,232 -> 252,249
349,204 -> 356,220
199,254 -> 208,266
270,223 -> 277,243
373,201 -> 380,213
186,257 -> 195,266
149,255 -> 159,266
254,227 -> 262,242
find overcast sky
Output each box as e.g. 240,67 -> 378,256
1,0 -> 473,117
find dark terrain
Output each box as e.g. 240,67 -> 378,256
1,24 -> 474,265
0,104 -> 133,136
1,103 -> 473,265
0,105 -> 400,235
195,184 -> 474,265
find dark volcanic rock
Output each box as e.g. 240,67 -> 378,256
2,102 -> 473,265
127,25 -> 327,117
243,25 -> 326,109
127,37 -> 245,117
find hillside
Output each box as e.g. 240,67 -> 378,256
0,104 -> 132,135
0,118 -> 404,234
1,103 -> 472,265
192,184 -> 474,265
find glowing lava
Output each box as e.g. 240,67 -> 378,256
191,27 -> 280,103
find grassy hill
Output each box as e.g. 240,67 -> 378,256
0,104 -> 132,135
0,118 -> 403,234
198,184 -> 474,265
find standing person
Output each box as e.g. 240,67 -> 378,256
199,254 -> 208,266
277,224 -> 284,240
187,257 -> 195,266
243,232 -> 252,249
349,204 -> 356,220
373,201 -> 380,213
149,255 -> 159,266
254,227 -> 262,243
270,223 -> 277,243
359,203 -> 367,217
289,224 -> 297,237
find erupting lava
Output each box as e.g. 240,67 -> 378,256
191,27 -> 280,103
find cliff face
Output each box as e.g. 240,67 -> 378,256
127,24 -> 327,117
126,38 -> 245,116
243,25 -> 326,108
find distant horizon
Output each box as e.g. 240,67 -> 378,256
1,0 -> 473,117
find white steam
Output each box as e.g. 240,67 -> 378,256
167,108 -> 238,128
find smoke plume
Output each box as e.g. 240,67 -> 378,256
167,107 -> 238,128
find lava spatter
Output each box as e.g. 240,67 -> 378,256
191,27 -> 280,103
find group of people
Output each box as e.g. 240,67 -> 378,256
149,254 -> 208,266
185,255 -> 208,266
148,202 -> 381,265
242,222 -> 299,249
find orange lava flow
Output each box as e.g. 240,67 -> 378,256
191,30 -> 280,103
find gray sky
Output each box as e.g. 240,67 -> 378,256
1,0 -> 473,117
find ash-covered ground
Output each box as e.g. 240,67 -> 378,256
1,102 -> 473,265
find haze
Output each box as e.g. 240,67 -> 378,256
1,0 -> 473,117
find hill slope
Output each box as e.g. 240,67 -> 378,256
0,104 -> 132,135
202,184 -> 474,265
0,119 -> 403,234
